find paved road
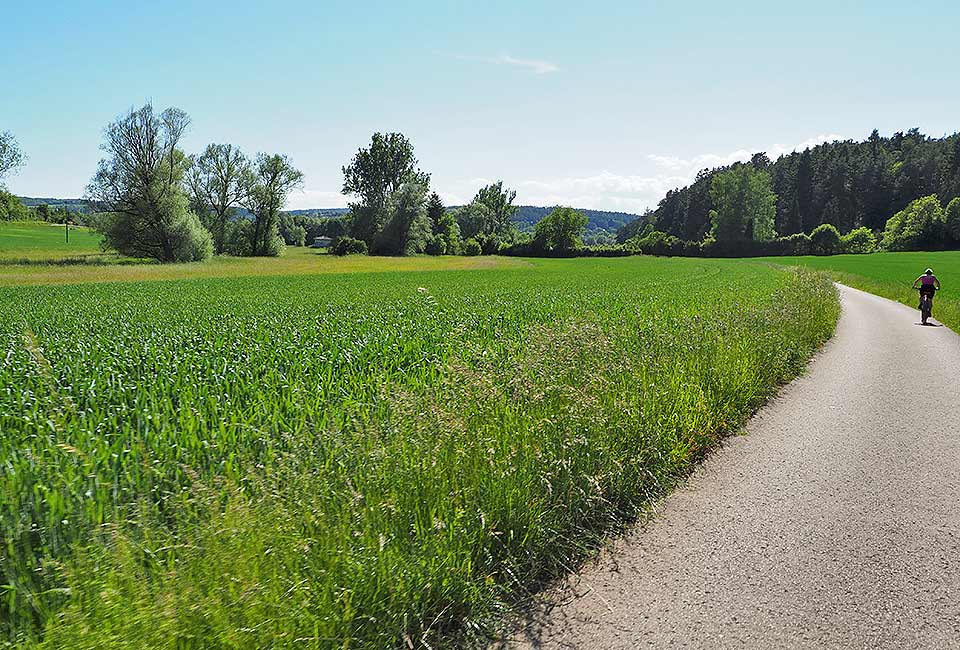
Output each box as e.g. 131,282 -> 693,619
505,286 -> 960,649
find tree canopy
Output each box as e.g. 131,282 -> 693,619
238,154 -> 304,257
86,103 -> 212,262
708,164 -> 777,241
0,131 -> 25,183
620,129 -> 960,245
185,144 -> 249,254
533,207 -> 588,252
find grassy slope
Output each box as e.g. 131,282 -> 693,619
0,222 -> 105,262
1,257 -> 838,648
779,250 -> 960,330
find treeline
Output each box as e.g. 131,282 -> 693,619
0,130 -> 28,221
616,129 -> 960,256
0,198 -> 86,224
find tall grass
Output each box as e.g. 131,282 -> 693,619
0,257 -> 838,648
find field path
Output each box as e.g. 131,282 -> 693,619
504,285 -> 960,648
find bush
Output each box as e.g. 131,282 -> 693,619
462,238 -> 482,256
778,232 -> 811,256
945,197 -> 960,244
424,234 -> 447,256
841,227 -> 877,254
881,195 -> 944,251
93,194 -> 213,262
330,236 -> 368,256
810,223 -> 842,255
0,190 -> 32,221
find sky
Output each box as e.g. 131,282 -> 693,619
2,0 -> 959,214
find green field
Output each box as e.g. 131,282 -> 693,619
0,221 -> 527,286
782,251 -> 960,330
0,256 -> 837,648
0,222 -> 105,262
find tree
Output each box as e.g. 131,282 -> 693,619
809,223 -> 842,255
881,195 -> 944,251
532,207 -> 588,252
375,182 -> 432,255
472,181 -> 518,238
0,131 -> 25,183
0,191 -> 31,221
86,103 -> 212,262
454,202 -> 489,240
342,132 -> 429,246
434,210 -> 462,254
238,154 -> 304,256
426,192 -> 445,230
708,165 -> 777,241
840,226 -> 877,254
944,197 -> 960,244
185,144 -> 249,254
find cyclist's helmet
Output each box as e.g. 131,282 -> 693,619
925,268 -> 934,275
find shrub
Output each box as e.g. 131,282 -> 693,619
93,194 -> 213,262
810,223 -> 842,255
945,197 -> 960,244
424,234 -> 447,256
841,227 -> 877,254
881,195 -> 944,251
0,190 -> 31,221
778,232 -> 811,256
462,238 -> 482,256
330,236 -> 368,256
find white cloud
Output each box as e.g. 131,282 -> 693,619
514,171 -> 688,214
283,134 -> 848,215
495,55 -> 559,74
286,188 -> 347,211
648,134 -> 845,175
507,133 -> 847,214
459,53 -> 559,74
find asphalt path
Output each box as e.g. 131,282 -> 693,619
504,285 -> 960,649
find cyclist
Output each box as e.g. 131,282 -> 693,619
912,268 -> 940,322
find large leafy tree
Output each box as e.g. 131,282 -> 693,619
0,131 -> 25,183
238,154 -> 304,257
708,164 -> 777,241
376,183 -> 432,255
533,206 -> 588,252
472,181 -> 518,237
86,103 -> 212,262
342,132 -> 430,246
881,195 -> 944,251
185,144 -> 249,254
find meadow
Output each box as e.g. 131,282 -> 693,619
0,223 -> 526,286
782,250 -> 960,330
0,222 -> 105,263
0,253 -> 837,648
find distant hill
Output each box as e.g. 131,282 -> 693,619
509,206 -> 636,232
286,205 -> 641,232
19,197 -> 641,232
18,197 -> 88,212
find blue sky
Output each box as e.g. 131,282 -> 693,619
3,0 -> 959,213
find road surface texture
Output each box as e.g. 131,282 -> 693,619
503,285 -> 960,649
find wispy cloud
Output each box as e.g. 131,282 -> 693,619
647,134 -> 846,174
500,134 -> 848,214
458,53 -> 559,74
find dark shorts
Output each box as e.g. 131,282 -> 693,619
919,285 -> 936,297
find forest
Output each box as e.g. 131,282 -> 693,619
617,129 -> 960,255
